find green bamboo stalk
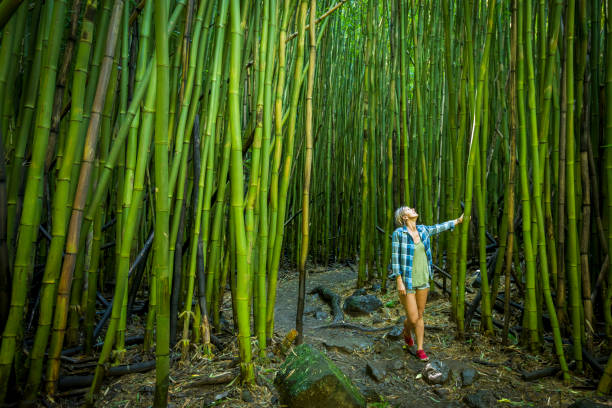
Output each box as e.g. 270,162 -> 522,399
367,0 -> 378,282
523,0 -> 569,379
515,0 -> 539,350
45,0 -> 124,395
0,8 -> 18,140
209,72 -> 232,332
180,131 -> 211,355
152,0 -> 171,403
168,2 -> 204,199
113,0 -> 135,362
266,1 -> 307,339
503,1 -> 518,346
536,0 -> 562,179
45,0 -> 82,172
410,0 -> 432,224
0,0 -> 67,400
564,0 -> 583,371
244,0 -> 268,289
6,0 -> 51,263
180,0 -> 228,358
168,1 -> 205,348
452,46 -> 469,322
457,0 -> 496,336
84,64 -> 157,405
228,0 -> 255,384
441,0 -> 460,317
83,202 -> 102,353
358,0 -> 372,289
210,193 -> 229,330
473,132 -> 493,335
142,64 -> 160,353
22,1 -> 97,399
255,0 -> 278,355
296,0 -> 315,345
398,0 -> 409,205
265,0 -> 292,340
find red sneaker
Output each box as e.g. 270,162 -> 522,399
416,349 -> 429,361
403,330 -> 414,347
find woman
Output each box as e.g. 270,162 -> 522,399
389,206 -> 464,361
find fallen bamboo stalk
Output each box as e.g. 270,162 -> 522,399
521,366 -> 562,381
521,360 -> 580,381
61,335 -> 144,356
58,360 -> 156,390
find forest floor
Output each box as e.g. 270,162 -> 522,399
52,263 -> 611,408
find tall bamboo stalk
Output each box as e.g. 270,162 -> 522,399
564,0 -> 583,371
265,0 -> 294,339
255,0 -> 278,355
457,0 -> 496,336
228,0 -> 254,383
23,0 -> 96,399
45,1 -> 124,395
0,0 -> 67,400
296,0 -> 315,346
152,0 -> 171,404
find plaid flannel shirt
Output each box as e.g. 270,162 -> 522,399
389,220 -> 456,290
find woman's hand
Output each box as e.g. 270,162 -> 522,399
456,213 -> 464,225
397,277 -> 406,296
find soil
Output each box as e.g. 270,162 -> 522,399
51,264 -> 611,408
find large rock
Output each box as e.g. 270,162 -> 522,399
275,344 -> 366,408
343,294 -> 383,315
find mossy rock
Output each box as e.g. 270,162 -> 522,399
275,343 -> 366,408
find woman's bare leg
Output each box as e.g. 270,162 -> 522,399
415,288 -> 429,350
399,292 -> 419,340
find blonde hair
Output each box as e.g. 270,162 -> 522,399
394,206 -> 410,226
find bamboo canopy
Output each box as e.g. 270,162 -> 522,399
0,0 -> 611,404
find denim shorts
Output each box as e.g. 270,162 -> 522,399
406,282 -> 430,294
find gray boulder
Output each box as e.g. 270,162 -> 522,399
343,295 -> 383,314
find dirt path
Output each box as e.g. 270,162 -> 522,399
271,264 -> 607,407
54,264 -> 607,407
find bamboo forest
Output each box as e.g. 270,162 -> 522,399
1,0 -> 612,406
